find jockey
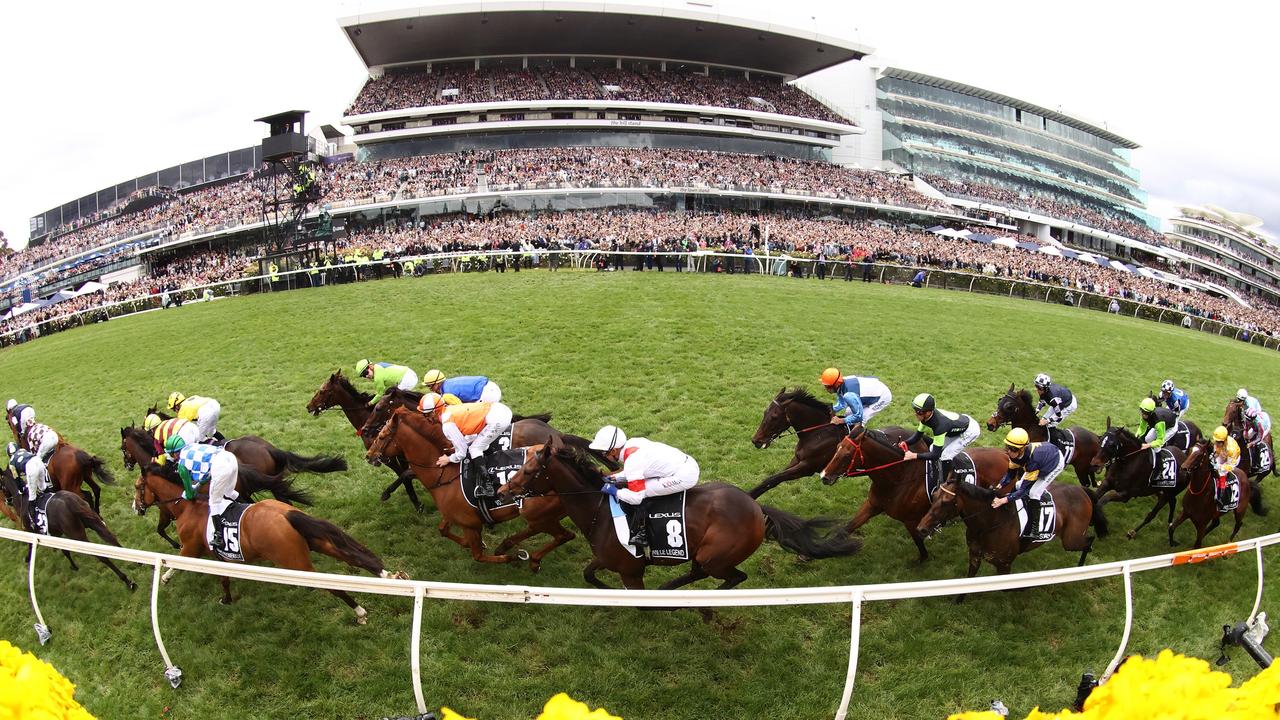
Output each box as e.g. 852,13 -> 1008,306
356,359 -> 419,397
1237,388 -> 1263,416
164,434 -> 239,549
144,413 -> 200,465
167,392 -> 223,443
1158,380 -> 1190,418
421,392 -> 513,496
820,367 -> 892,427
22,421 -> 60,463
421,369 -> 502,403
6,442 -> 51,527
1243,406 -> 1272,446
5,400 -> 35,441
1137,398 -> 1176,451
991,429 -> 1064,534
901,394 -> 981,475
1033,373 -> 1077,428
589,425 -> 699,548
1210,426 -> 1241,508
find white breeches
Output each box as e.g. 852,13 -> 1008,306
616,458 -> 699,505
397,370 -> 419,391
939,419 -> 981,462
479,381 -> 502,403
195,401 -> 222,441
862,392 -> 892,422
22,461 -> 50,502
466,403 -> 513,459
1043,396 -> 1078,427
34,431 -> 59,463
206,452 -> 240,517
1026,461 -> 1063,501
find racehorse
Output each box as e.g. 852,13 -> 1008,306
984,384 -> 1102,486
120,426 -> 315,549
1093,420 -> 1190,540
306,372 -> 425,512
365,407 -> 595,570
133,463 -> 407,624
1170,439 -> 1264,549
120,424 -> 345,476
917,477 -> 1103,597
496,434 -> 861,599
818,424 -> 1011,562
1,467 -> 136,591
748,387 -> 851,498
1224,398 -> 1276,478
45,441 -> 115,513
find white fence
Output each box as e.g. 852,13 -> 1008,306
2,523 -> 1274,719
5,249 -> 1278,351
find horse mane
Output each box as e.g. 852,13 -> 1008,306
147,461 -> 182,486
122,425 -> 151,444
779,387 -> 830,413
1015,388 -> 1035,407
552,443 -> 606,486
334,372 -> 374,405
864,428 -> 906,456
955,479 -> 995,501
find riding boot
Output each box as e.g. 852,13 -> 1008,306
470,457 -> 493,498
1022,498 -> 1039,539
1218,485 -> 1233,509
211,514 -> 225,549
626,503 -> 648,548
940,459 -> 953,481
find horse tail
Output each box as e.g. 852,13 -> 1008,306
760,505 -> 862,559
284,511 -> 385,575
1250,479 -> 1268,516
513,412 -> 553,423
68,496 -> 124,547
238,466 -> 313,506
1089,491 -> 1110,538
76,450 -> 116,485
269,447 -> 348,474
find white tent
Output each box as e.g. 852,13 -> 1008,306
1038,245 -> 1064,256
1109,259 -> 1132,272
76,280 -> 108,294
992,237 -> 1019,248
4,302 -> 41,319
1076,253 -> 1100,264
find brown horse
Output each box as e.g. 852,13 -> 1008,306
365,407 -> 581,570
917,477 -> 1103,599
818,424 -> 1011,562
1,467 -> 137,591
1224,398 -> 1276,478
133,463 -> 406,624
748,387 -> 852,498
120,426 -> 315,549
1170,439 -> 1264,548
984,385 -> 1102,486
1094,420 -> 1189,540
45,441 -> 115,513
306,372 -> 425,511
496,434 -> 861,597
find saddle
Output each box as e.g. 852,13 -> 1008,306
926,452 -> 976,500
1016,494 -> 1056,543
1048,427 -> 1077,464
29,491 -> 55,535
461,443 -> 524,525
205,502 -> 250,561
1149,448 -> 1179,489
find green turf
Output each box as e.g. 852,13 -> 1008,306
2,270 -> 1279,720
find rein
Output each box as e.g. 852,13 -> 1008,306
765,398 -> 840,444
839,434 -> 910,477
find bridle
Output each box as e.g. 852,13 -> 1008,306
761,397 -> 838,445
835,428 -> 910,477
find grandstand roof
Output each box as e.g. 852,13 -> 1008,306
881,68 -> 1139,150
337,2 -> 871,77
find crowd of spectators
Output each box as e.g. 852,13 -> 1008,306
344,64 -> 851,124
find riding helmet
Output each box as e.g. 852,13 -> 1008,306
1161,379 -> 1174,393
1212,426 -> 1229,443
1005,428 -> 1030,450
911,393 -> 935,413
820,368 -> 842,388
167,392 -> 186,411
421,369 -> 446,386
1034,373 -> 1052,389
1139,397 -> 1156,413
164,434 -> 187,455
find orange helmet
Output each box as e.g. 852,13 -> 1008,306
418,392 -> 446,414
820,368 -> 842,387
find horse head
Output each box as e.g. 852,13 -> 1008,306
120,426 -> 141,471
986,383 -> 1019,431
366,408 -> 404,466
917,478 -> 962,538
1223,398 -> 1245,433
1099,424 -> 1140,466
1181,439 -> 1211,472
753,387 -> 832,449
307,371 -> 344,416
752,386 -> 792,449
497,438 -> 559,503
819,424 -> 904,485
133,463 -> 171,516
361,392 -> 400,439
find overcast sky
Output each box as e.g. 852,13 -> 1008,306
1,0 -> 1276,249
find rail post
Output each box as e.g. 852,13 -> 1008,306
27,541 -> 50,645
411,585 -> 427,714
1250,544 -> 1266,624
1101,563 -> 1135,682
833,590 -> 864,720
150,559 -> 183,688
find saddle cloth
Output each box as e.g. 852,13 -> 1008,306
1015,495 -> 1056,542
607,492 -> 689,561
1149,448 -> 1179,488
1167,421 -> 1192,453
460,446 -> 525,511
205,501 -> 250,561
1048,427 -> 1076,464
30,491 -> 55,535
1249,442 -> 1274,477
926,452 -> 976,500
1217,476 -> 1241,513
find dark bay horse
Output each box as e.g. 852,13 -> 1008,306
120,424 -> 345,477
1,468 -> 136,591
134,464 -> 407,624
497,434 -> 861,598
917,477 -> 1103,597
120,426 -> 315,549
306,372 -> 424,511
1224,398 -> 1276,478
749,387 -> 852,498
1094,420 -> 1189,540
366,407 -> 582,570
818,424 -> 1011,562
1170,439 -> 1264,548
984,385 -> 1102,486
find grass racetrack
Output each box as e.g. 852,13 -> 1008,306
2,269 -> 1279,719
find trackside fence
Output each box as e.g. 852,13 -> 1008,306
2,524 -> 1275,719
4,250 -> 1277,352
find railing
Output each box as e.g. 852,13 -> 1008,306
2,523 -> 1273,718
6,250 -> 1275,352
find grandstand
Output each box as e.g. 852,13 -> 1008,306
1165,205 -> 1280,305
5,3 -> 1278,344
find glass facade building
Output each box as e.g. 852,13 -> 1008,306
1166,207 -> 1280,303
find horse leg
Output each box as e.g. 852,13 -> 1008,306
219,576 -> 233,605
583,558 -> 611,589
521,523 -> 576,574
715,568 -> 748,590
96,556 -> 137,591
659,564 -> 710,590
905,523 -> 930,563
747,459 -> 812,499
83,478 -> 102,513
1231,509 -> 1246,541
437,519 -> 469,548
61,549 -> 79,571
493,525 -> 538,555
845,499 -> 882,534
1075,536 -> 1094,567
1169,509 -> 1189,547
1127,496 -> 1168,539
463,527 -> 510,563
954,544 -> 983,604
328,589 -> 369,625
157,512 -> 181,550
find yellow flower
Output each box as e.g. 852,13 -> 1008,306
0,640 -> 96,719
440,709 -> 477,720
535,693 -> 622,720
947,712 -> 1005,720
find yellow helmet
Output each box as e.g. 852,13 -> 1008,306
820,368 -> 842,388
1213,426 -> 1229,443
167,392 -> 186,411
1004,427 -> 1030,450
421,369 -> 446,387
143,414 -> 162,432
418,392 -> 446,414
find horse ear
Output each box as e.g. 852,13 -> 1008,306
1106,416 -> 1112,429
1008,382 -> 1015,393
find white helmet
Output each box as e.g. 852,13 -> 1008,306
1034,373 -> 1052,389
4,399 -> 14,412
1238,388 -> 1250,400
1161,379 -> 1174,393
588,425 -> 627,452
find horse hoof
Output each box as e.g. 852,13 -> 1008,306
1125,530 -> 1137,540
127,581 -> 138,592
219,597 -> 232,605
793,554 -> 813,564
379,491 -> 392,502
698,608 -> 714,623
529,561 -> 541,574
355,607 -> 369,625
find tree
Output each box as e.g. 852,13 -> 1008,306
0,230 -> 10,257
